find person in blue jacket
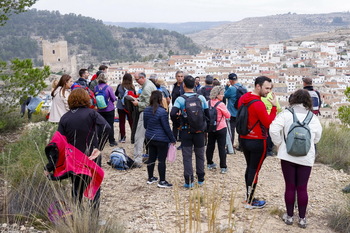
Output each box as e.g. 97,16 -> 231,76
143,90 -> 176,188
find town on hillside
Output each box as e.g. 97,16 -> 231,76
42,40 -> 350,121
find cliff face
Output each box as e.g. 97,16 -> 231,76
188,12 -> 350,48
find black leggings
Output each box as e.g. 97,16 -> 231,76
206,127 -> 227,168
146,139 -> 169,182
241,138 -> 267,203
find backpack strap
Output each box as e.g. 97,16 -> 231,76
303,111 -> 313,125
245,99 -> 260,131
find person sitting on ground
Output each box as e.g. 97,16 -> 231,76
143,90 -> 176,188
270,89 -> 322,229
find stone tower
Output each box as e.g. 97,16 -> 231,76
42,40 -> 70,73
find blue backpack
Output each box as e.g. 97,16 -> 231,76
95,85 -> 109,109
107,147 -> 135,170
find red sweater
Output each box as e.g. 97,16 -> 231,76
238,92 -> 277,139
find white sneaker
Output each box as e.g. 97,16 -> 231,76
282,213 -> 293,225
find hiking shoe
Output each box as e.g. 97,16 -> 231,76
298,217 -> 307,228
220,168 -> 228,174
183,183 -> 194,189
282,213 -> 293,225
119,136 -> 126,143
197,181 -> 204,186
244,199 -> 266,209
207,163 -> 217,170
147,177 -> 158,184
158,181 -> 173,188
342,184 -> 350,193
109,141 -> 118,147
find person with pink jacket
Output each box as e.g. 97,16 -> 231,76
206,86 -> 231,174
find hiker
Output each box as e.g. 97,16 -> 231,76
224,73 -> 247,151
213,78 -> 221,87
170,75 -> 209,188
197,75 -> 214,101
194,76 -> 201,92
171,71 -> 185,143
205,86 -> 231,174
302,77 -> 322,116
237,76 -> 277,209
95,73 -> 118,147
132,72 -> 157,165
75,68 -> 90,88
45,88 -> 110,209
115,73 -> 136,143
270,89 -> 322,228
49,74 -> 73,123
156,77 -> 171,111
144,90 -> 176,188
89,65 -> 108,91
261,84 -> 281,156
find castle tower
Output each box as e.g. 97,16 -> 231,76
42,40 -> 70,73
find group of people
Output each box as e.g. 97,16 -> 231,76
45,68 -> 323,229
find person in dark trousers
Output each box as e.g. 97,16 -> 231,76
205,86 -> 231,174
144,91 -> 176,188
170,75 -> 209,188
224,73 -> 247,150
237,76 -> 277,209
171,71 -> 185,142
302,77 -> 322,116
95,73 -> 118,147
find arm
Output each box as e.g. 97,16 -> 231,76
218,102 -> 231,119
224,86 -> 235,99
108,86 -> 117,102
269,112 -> 285,147
160,110 -> 176,143
312,117 -> 323,144
137,86 -> 153,110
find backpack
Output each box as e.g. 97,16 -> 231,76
308,90 -> 320,113
234,85 -> 247,109
88,79 -> 98,92
236,99 -> 260,136
198,86 -> 213,101
107,147 -> 135,170
284,108 -> 313,157
95,85 -> 109,109
182,94 -> 207,133
207,100 -> 222,133
27,97 -> 44,114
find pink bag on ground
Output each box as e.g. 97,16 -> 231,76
167,144 -> 176,163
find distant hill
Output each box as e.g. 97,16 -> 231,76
188,12 -> 350,48
0,9 -> 202,65
104,21 -> 231,34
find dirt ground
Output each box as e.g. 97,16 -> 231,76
99,127 -> 350,233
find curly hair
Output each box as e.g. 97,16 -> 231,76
289,89 -> 312,111
209,86 -> 225,100
68,88 -> 91,109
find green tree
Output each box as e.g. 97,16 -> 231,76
0,58 -> 50,112
338,87 -> 350,126
0,0 -> 37,26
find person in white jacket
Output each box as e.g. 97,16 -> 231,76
270,89 -> 322,229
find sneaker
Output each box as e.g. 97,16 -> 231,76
183,183 -> 194,189
197,181 -> 204,186
244,198 -> 266,209
282,213 -> 293,225
158,181 -> 173,188
220,168 -> 228,174
298,217 -> 307,228
119,136 -> 126,143
147,177 -> 158,184
109,141 -> 118,147
207,163 -> 217,170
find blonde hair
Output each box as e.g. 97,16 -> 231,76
156,77 -> 167,86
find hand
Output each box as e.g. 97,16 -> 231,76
226,81 -> 231,86
268,93 -> 278,107
89,148 -> 101,160
44,170 -> 50,177
132,100 -> 138,106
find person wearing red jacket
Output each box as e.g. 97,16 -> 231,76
237,76 -> 277,209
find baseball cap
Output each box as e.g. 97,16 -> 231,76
228,73 -> 237,80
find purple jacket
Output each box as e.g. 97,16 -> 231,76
95,83 -> 116,112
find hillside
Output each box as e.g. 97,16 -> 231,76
189,12 -> 350,48
0,9 -> 201,65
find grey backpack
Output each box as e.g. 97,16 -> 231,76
284,108 -> 313,156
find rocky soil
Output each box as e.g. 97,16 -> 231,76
99,138 -> 350,233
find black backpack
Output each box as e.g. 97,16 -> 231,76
207,100 -> 222,133
234,85 -> 247,109
236,99 -> 260,136
182,94 -> 207,133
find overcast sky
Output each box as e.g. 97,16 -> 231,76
31,0 -> 350,23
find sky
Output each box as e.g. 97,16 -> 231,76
31,0 -> 350,23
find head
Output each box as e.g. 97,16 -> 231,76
213,79 -> 220,86
195,76 -> 200,85
175,71 -> 184,84
253,76 -> 272,97
302,77 -> 312,87
156,77 -> 167,86
289,89 -> 312,111
149,74 -> 160,88
51,74 -> 73,97
79,68 -> 89,79
121,73 -> 135,90
205,75 -> 214,85
228,73 -> 238,85
209,86 -> 225,101
68,88 -> 91,109
149,90 -> 163,114
97,73 -> 107,84
51,79 -> 58,89
183,75 -> 195,90
99,65 -> 108,72
135,72 -> 147,85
